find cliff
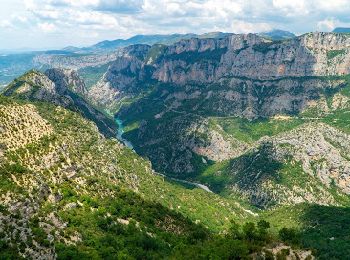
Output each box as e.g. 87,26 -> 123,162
2,69 -> 116,137
89,32 -> 350,115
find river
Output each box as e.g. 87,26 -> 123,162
114,118 -> 213,193
115,118 -> 134,150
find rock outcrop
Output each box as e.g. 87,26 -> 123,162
45,68 -> 87,95
2,69 -> 116,137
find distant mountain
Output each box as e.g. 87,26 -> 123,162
62,45 -> 82,52
0,32 -> 232,85
83,32 -> 232,52
258,29 -> 296,40
333,27 -> 350,33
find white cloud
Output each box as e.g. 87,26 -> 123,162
317,18 -> 337,31
272,0 -> 308,16
230,20 -> 272,34
48,0 -> 99,7
317,0 -> 348,12
0,20 -> 14,29
38,22 -> 56,32
3,0 -> 350,49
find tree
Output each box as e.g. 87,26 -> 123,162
243,222 -> 257,241
228,220 -> 242,239
279,227 -> 300,245
257,220 -> 270,241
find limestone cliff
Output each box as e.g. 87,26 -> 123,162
2,69 -> 116,137
89,32 -> 350,117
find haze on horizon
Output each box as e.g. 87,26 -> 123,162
1,0 -> 350,51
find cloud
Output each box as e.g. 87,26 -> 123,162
272,0 -> 308,16
23,0 -> 350,37
0,20 -> 14,29
3,0 -> 350,49
47,0 -> 99,7
230,20 -> 272,34
44,0 -> 143,13
96,0 -> 144,13
37,22 -> 56,32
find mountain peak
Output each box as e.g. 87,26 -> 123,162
333,27 -> 350,33
258,29 -> 296,40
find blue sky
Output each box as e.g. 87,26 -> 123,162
1,0 -> 350,50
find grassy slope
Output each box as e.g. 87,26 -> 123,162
1,96 -> 286,259
115,75 -> 350,258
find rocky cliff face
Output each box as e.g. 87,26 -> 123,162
2,69 -> 116,137
45,68 -> 87,95
226,122 -> 350,208
152,32 -> 350,83
88,45 -> 152,109
89,32 -> 350,116
98,32 -> 350,210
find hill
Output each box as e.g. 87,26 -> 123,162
0,94 -> 316,259
1,69 -> 116,138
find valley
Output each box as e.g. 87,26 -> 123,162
1,31 -> 350,259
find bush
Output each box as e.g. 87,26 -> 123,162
279,227 -> 300,245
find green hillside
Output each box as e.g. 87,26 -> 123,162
1,95 -> 301,259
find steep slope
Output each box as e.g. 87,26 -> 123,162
89,32 -> 350,113
199,122 -> 350,209
2,96 -> 297,259
0,33 -> 232,87
1,69 -> 116,138
117,81 -> 350,208
83,32 -> 350,210
90,30 -> 350,257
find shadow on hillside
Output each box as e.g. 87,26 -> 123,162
210,142 -> 284,208
297,204 -> 350,259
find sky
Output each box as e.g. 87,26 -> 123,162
1,0 -> 350,50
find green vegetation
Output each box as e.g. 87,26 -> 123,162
144,44 -> 167,64
252,41 -> 280,54
3,64 -> 350,258
297,205 -> 350,259
78,62 -> 113,89
1,69 -> 117,138
0,96 -> 293,259
266,204 -> 350,260
327,49 -> 346,60
51,187 -> 275,259
54,188 -> 209,259
210,116 -> 305,143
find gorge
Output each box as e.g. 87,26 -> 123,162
1,31 -> 350,259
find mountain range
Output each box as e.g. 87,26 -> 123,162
0,30 -> 293,89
